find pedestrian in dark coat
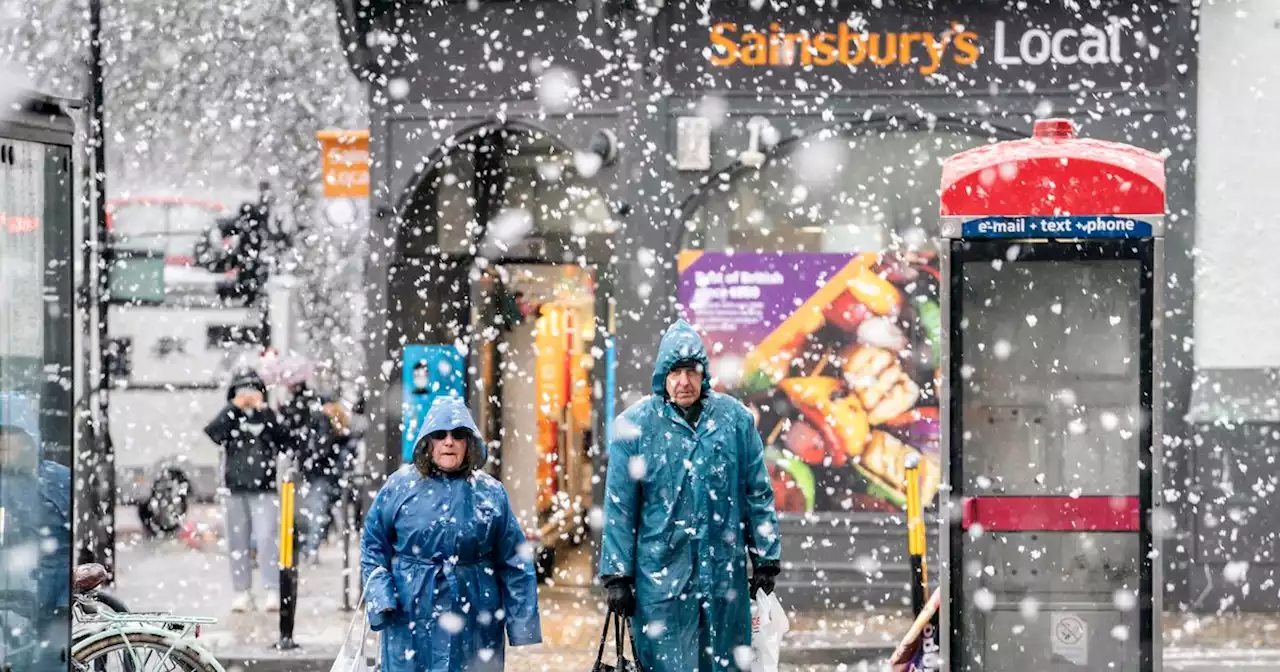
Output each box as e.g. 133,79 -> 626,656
283,382 -> 353,560
204,368 -> 290,612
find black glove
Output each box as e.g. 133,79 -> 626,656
604,576 -> 636,616
750,562 -> 780,596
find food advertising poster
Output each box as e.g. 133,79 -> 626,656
677,251 -> 942,514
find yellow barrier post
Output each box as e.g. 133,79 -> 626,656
905,452 -> 926,616
276,475 -> 299,650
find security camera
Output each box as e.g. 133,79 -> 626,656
740,117 -> 774,168
588,129 -> 619,166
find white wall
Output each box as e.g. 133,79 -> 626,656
1195,0 -> 1280,369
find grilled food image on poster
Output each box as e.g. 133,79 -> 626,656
678,251 -> 942,513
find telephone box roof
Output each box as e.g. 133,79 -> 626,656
940,119 -> 1166,218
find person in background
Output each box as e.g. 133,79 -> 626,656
204,369 -> 289,613
288,385 -> 353,563
361,396 -> 540,672
0,392 -> 71,670
599,319 -> 782,672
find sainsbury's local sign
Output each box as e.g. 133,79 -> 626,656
707,21 -> 1127,73
669,3 -> 1167,91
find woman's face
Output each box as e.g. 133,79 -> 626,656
429,429 -> 469,472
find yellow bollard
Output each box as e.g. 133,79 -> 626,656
277,478 -> 298,650
279,480 -> 295,569
905,452 -> 926,616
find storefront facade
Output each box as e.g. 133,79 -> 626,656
0,92 -> 77,669
344,0 -> 1198,608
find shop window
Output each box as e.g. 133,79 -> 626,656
401,128 -> 613,259
683,127 -> 995,253
675,124 -> 1004,516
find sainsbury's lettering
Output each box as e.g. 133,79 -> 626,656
708,23 -> 979,75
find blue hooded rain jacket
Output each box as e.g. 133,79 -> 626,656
361,395 -> 541,672
0,392 -> 72,670
0,392 -> 72,614
599,320 -> 782,672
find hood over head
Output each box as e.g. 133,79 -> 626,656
651,319 -> 712,398
227,368 -> 268,401
0,391 -> 42,470
412,395 -> 486,470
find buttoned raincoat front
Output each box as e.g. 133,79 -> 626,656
361,396 -> 541,672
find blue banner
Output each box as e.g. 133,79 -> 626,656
960,215 -> 1155,239
401,344 -> 467,463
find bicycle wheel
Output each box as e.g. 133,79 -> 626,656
71,631 -> 221,672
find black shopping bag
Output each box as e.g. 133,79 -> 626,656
593,612 -> 639,672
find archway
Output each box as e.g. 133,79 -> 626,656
390,121 -> 617,587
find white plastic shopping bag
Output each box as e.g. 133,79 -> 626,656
331,602 -> 380,672
750,589 -> 790,672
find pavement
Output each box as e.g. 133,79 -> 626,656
108,504 -> 1280,671
111,504 -> 905,671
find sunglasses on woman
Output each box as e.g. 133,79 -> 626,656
428,428 -> 470,441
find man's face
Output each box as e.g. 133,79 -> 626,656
665,365 -> 703,408
0,427 -> 37,473
234,388 -> 265,408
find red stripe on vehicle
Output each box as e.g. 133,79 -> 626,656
961,496 -> 1140,532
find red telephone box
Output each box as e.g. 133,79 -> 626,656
937,119 -> 1165,671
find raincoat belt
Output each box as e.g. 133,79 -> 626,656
394,555 -> 494,608
395,555 -> 493,569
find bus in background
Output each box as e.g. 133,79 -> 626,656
105,195 -> 299,535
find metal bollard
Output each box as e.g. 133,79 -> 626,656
905,452 -> 926,616
276,476 -> 299,650
354,474 -> 366,600
341,477 -> 354,612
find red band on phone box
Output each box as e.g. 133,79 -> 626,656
961,496 -> 1140,532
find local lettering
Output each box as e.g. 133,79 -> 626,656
994,20 -> 1122,66
707,20 -> 1127,74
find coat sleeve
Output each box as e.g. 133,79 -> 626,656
38,463 -> 72,612
203,403 -> 241,444
738,410 -> 781,568
360,482 -> 399,632
598,417 -> 640,580
266,409 -> 295,460
492,489 -> 542,646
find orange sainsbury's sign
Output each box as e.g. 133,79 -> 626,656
317,129 -> 370,199
707,20 -> 1127,75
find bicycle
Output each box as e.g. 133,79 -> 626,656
70,564 -> 225,672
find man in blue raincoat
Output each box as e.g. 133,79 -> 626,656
600,320 -> 782,672
361,395 -> 540,672
0,392 -> 72,669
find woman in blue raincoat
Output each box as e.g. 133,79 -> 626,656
600,319 -> 782,672
361,396 -> 541,671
